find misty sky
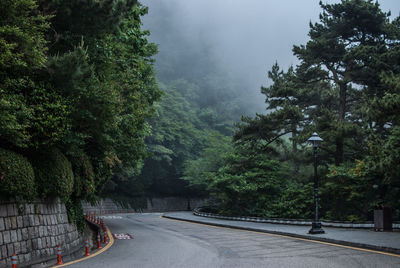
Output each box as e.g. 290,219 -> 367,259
142,0 -> 400,113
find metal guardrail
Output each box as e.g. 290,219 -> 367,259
193,208 -> 400,229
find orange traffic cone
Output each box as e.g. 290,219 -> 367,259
104,231 -> 108,244
56,245 -> 63,265
97,234 -> 102,249
11,254 -> 17,268
84,240 -> 90,256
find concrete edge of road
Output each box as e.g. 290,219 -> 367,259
51,226 -> 115,267
162,215 -> 400,256
192,209 -> 400,229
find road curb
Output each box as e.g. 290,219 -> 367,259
162,215 -> 400,256
51,220 -> 115,267
192,209 -> 400,229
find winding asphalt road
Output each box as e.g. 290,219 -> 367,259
67,213 -> 400,268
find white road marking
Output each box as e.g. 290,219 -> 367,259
100,216 -> 123,219
113,233 -> 134,240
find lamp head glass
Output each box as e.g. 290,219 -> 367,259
308,132 -> 323,147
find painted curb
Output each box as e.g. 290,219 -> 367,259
51,225 -> 115,267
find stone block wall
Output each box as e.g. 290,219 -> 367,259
82,197 -> 206,214
0,198 -> 83,267
146,197 -> 206,212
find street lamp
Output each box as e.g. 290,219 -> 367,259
308,132 -> 325,234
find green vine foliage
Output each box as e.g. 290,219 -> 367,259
0,148 -> 36,201
30,148 -> 74,201
65,197 -> 86,233
69,152 -> 95,199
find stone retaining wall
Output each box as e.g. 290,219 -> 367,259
146,197 -> 206,212
0,198 -> 83,267
82,197 -> 206,214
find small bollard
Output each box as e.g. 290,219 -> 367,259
97,234 -> 102,249
84,240 -> 90,256
56,245 -> 63,265
11,254 -> 17,268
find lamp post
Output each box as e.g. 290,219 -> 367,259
308,132 -> 325,234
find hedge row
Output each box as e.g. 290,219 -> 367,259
0,148 -> 36,200
0,147 -> 94,201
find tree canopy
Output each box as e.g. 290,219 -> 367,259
2,0 -> 399,222
0,0 -> 160,225
194,0 -> 400,221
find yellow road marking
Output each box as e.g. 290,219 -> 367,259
162,215 -> 400,258
52,226 -> 115,267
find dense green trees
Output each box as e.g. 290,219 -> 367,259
193,0 -> 400,221
105,1 -> 266,202
2,0 -> 398,223
206,142 -> 289,217
292,0 -> 399,166
105,79 -> 227,200
183,131 -> 233,194
43,1 -> 160,183
0,0 -> 55,148
0,0 -> 160,225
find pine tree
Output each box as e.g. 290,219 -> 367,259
293,0 -> 396,165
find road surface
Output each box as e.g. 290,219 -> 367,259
67,213 -> 400,268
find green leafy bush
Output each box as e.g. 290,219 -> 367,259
65,197 -> 85,233
321,161 -> 373,221
0,148 -> 37,200
69,152 -> 95,199
207,143 -> 289,217
30,148 -> 74,201
273,182 -> 313,219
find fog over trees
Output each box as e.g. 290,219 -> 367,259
2,0 -> 399,223
142,0 -> 399,114
127,0 -> 400,221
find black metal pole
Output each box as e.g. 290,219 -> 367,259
314,146 -> 318,223
309,145 -> 325,234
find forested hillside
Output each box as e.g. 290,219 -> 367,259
104,1 -> 265,201
0,0 -> 160,228
2,0 -> 399,223
104,0 -> 400,222
190,0 -> 400,221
